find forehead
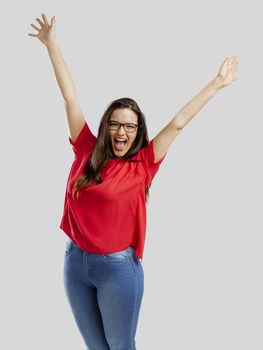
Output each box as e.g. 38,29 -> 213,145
110,108 -> 138,123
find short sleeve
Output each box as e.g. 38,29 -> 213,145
138,139 -> 167,188
69,121 -> 97,157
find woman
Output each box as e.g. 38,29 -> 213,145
28,13 -> 239,350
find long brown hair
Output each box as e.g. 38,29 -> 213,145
72,97 -> 152,202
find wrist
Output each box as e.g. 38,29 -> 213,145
46,42 -> 59,50
212,77 -> 225,91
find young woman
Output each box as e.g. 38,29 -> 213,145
28,13 -> 239,350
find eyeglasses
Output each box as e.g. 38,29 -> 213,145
108,121 -> 138,133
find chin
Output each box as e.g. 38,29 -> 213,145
114,151 -> 126,158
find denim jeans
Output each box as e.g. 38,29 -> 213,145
63,239 -> 144,350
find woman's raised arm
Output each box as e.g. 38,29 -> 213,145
151,55 -> 239,162
28,13 -> 86,142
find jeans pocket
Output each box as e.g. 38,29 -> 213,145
137,258 -> 144,277
64,239 -> 73,257
102,248 -> 130,262
130,252 -> 145,277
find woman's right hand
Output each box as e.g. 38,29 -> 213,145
28,13 -> 57,48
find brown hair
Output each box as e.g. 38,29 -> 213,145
72,97 -> 153,202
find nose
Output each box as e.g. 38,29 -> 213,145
117,125 -> 125,134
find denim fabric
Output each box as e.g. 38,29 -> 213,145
63,239 -> 144,350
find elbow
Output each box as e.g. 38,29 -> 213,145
174,122 -> 184,131
172,117 -> 184,131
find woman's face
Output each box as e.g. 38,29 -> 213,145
109,108 -> 138,158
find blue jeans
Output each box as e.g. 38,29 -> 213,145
63,239 -> 144,350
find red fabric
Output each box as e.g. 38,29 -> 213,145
59,121 -> 166,261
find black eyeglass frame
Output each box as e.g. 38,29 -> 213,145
108,120 -> 139,133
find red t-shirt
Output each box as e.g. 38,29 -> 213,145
59,121 -> 166,261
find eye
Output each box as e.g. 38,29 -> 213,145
126,124 -> 136,131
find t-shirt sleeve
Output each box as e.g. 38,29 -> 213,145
139,138 -> 167,188
68,121 -> 97,157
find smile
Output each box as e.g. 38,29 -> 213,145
113,138 -> 127,151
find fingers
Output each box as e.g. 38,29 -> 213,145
231,57 -> 239,65
41,13 -> 56,26
29,15 -> 45,32
30,23 -> 41,32
227,55 -> 239,65
225,55 -> 239,76
42,13 -> 49,25
229,56 -> 239,81
220,55 -> 235,71
29,13 -> 53,33
36,17 -> 44,27
230,56 -> 239,70
221,56 -> 230,67
28,13 -> 55,37
51,16 -> 57,25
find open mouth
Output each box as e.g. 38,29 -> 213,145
113,138 -> 127,151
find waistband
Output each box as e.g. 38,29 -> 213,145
68,239 -> 135,256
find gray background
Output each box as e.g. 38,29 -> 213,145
1,0 -> 262,349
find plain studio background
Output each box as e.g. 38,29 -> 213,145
0,0 -> 262,349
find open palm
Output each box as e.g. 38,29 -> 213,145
215,55 -> 239,87
28,13 -> 57,47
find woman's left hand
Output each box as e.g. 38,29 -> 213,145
215,55 -> 239,88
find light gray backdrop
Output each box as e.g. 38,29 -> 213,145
1,0 -> 262,349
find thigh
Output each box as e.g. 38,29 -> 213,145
63,241 -> 110,350
96,248 -> 144,350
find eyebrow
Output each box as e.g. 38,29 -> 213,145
110,119 -> 137,124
